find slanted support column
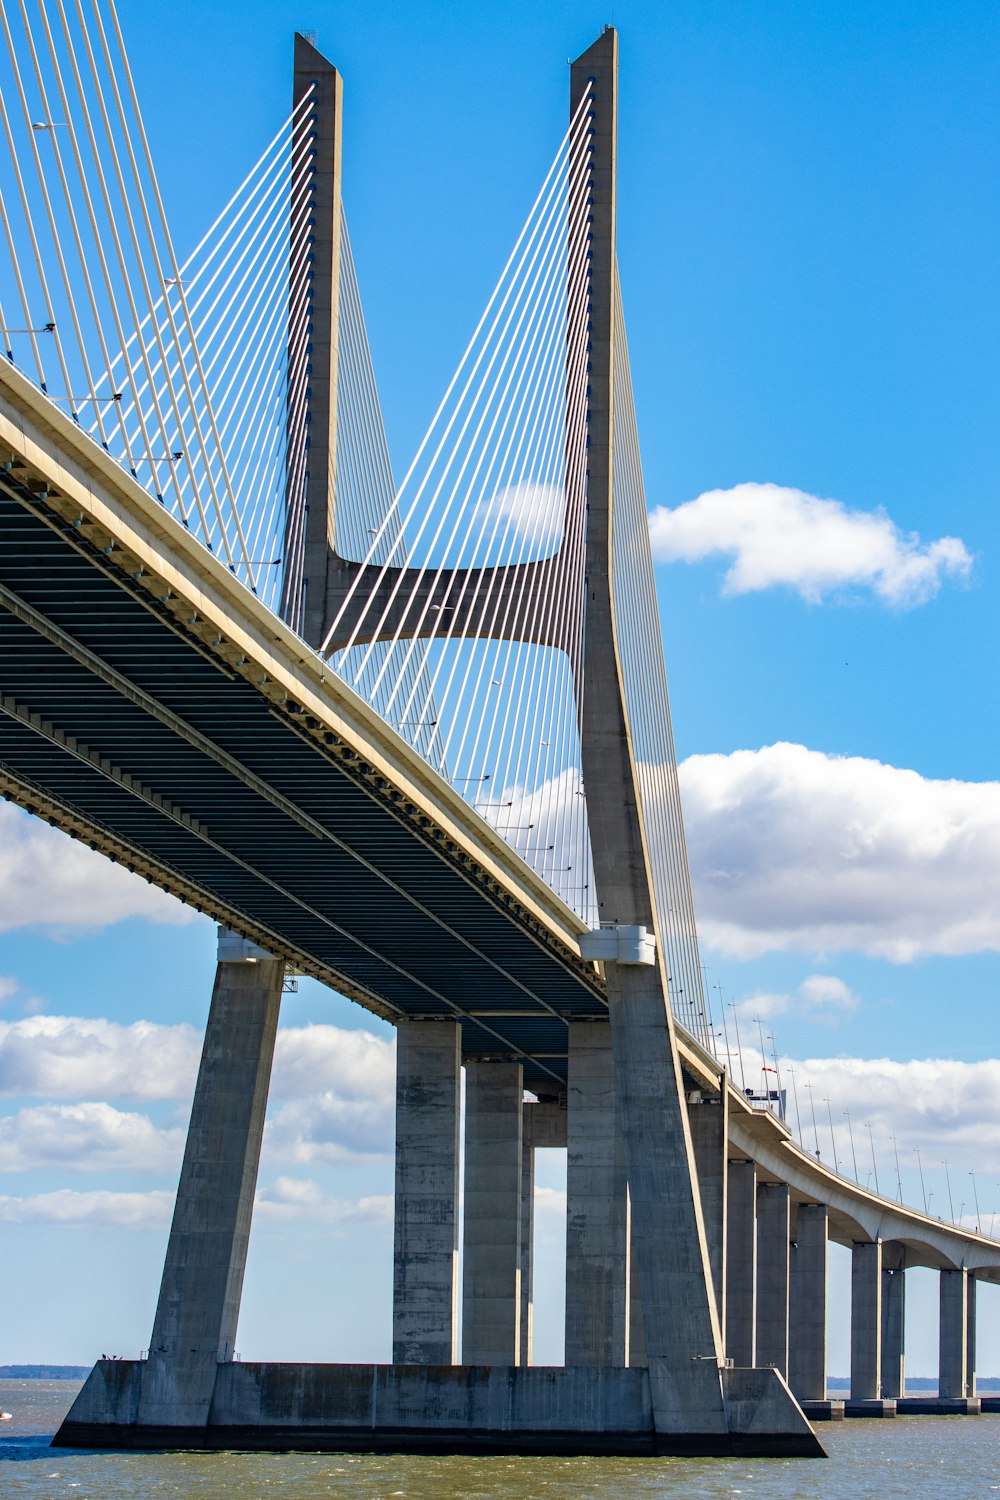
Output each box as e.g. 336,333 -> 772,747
880,1249 -> 906,1399
756,1183 -> 790,1378
939,1268 -> 970,1398
687,1089 -> 728,1335
726,1160 -> 756,1367
565,1021 -> 628,1366
462,1060 -> 523,1365
789,1204 -> 828,1401
139,936 -> 284,1427
850,1241 -> 882,1401
392,1020 -> 461,1364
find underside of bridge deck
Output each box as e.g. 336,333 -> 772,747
0,475 -> 606,1091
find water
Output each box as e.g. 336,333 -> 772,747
2,1380 -> 999,1499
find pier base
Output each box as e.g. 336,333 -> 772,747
55,1359 -> 824,1457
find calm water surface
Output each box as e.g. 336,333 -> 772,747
2,1379 -> 999,1499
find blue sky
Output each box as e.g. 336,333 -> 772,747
2,0 -> 999,1379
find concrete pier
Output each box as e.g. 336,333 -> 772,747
726,1160 -> 756,1367
687,1090 -> 728,1325
939,1268 -> 970,1399
519,1123 -> 535,1365
756,1183 -> 790,1379
849,1241 -> 887,1411
138,939 -> 284,1428
392,1020 -> 461,1364
462,1061 -> 523,1365
565,1021 -> 628,1366
789,1204 -> 828,1402
880,1250 -> 906,1400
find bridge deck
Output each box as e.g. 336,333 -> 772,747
0,363 -> 606,1090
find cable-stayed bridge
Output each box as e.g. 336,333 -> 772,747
1,8 -> 998,1457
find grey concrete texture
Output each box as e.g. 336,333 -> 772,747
789,1203 -> 828,1401
688,1093 -> 728,1324
939,1267 -> 970,1399
726,1160 -> 756,1367
851,1241 -> 882,1401
756,1183 -> 790,1378
881,1263 -> 905,1399
138,953 -> 284,1428
565,1020 -> 629,1366
392,1020 -> 461,1364
56,1359 -> 823,1456
462,1061 -> 523,1365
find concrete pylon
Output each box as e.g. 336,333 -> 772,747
138,934 -> 284,1428
565,1020 -> 629,1366
880,1246 -> 906,1400
571,28 -> 818,1452
726,1160 -> 756,1367
392,1020 -> 461,1363
756,1183 -> 790,1379
789,1204 -> 828,1401
281,34 -> 344,643
462,1060 -> 523,1365
850,1241 -> 882,1403
939,1268 -> 970,1399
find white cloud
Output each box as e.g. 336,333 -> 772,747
0,1102 -> 182,1173
254,1176 -> 392,1229
734,974 -> 859,1025
680,742 -> 1000,960
474,479 -> 564,556
783,1055 -> 1000,1175
271,1024 -> 395,1104
0,1015 -> 201,1099
0,1187 -> 173,1228
0,977 -> 18,1007
0,804 -> 194,932
648,483 -> 972,606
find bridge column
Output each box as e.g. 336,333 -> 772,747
462,1060 -> 523,1365
519,1125 -> 535,1365
565,1021 -> 628,1365
756,1182 -> 790,1378
939,1268 -> 971,1398
850,1241 -> 882,1403
628,1204 -> 647,1367
687,1089 -> 728,1335
725,1159 -> 756,1367
392,1020 -> 461,1364
139,934 -> 284,1428
967,1275 -> 977,1398
789,1204 -> 828,1402
880,1249 -> 906,1399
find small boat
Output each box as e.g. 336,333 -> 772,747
0,1411 -> 12,1421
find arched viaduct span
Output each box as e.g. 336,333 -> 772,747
0,20 -> 994,1459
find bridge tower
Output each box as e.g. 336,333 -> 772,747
46,26 -> 817,1455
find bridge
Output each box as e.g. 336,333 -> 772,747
0,8 -> 996,1458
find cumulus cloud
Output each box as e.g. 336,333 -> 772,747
783,1055 -> 1000,1176
648,483 -> 972,606
271,1024 -> 395,1104
0,1102 -> 182,1173
0,804 -> 194,932
254,1176 -> 392,1229
0,1187 -> 174,1228
0,1015 -> 202,1099
735,974 -> 859,1025
680,742 -> 1000,960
